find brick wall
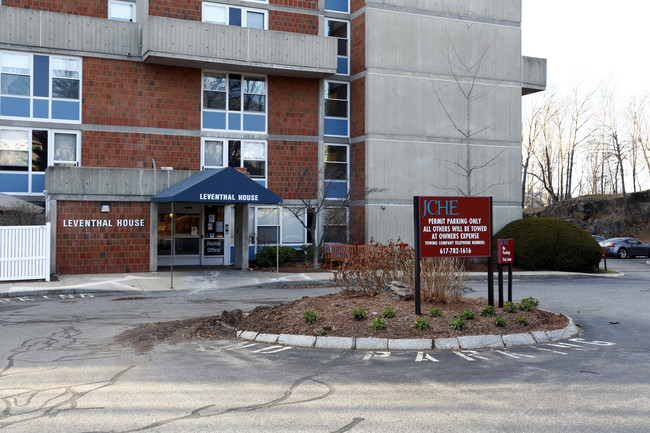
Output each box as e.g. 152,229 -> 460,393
56,201 -> 150,274
349,203 -> 365,244
350,76 -> 365,138
268,140 -> 318,199
268,76 -> 319,137
83,58 -> 201,130
269,10 -> 318,35
2,0 -> 105,17
271,0 -> 318,9
351,13 -> 366,76
82,131 -> 200,170
351,0 -> 365,14
150,0 -> 201,20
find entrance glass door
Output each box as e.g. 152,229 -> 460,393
202,205 -> 230,265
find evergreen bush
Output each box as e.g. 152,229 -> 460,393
494,218 -> 602,271
254,246 -> 297,268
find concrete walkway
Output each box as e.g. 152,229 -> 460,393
0,266 -> 620,298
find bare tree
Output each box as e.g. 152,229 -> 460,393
601,91 -> 632,217
430,21 -> 510,197
0,202 -> 45,226
282,163 -> 378,269
625,97 -> 648,192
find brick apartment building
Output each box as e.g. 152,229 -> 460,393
0,0 -> 545,274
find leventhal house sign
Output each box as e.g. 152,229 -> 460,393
413,196 -> 493,313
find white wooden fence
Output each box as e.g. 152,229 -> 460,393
0,223 -> 51,282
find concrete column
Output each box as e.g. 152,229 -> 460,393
233,203 -> 249,269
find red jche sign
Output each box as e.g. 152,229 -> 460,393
498,238 -> 514,264
416,196 -> 492,258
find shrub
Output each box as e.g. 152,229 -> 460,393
516,316 -> 529,326
370,318 -> 387,331
382,307 -> 395,319
414,317 -> 430,330
352,308 -> 367,321
303,310 -> 317,324
254,246 -> 297,268
333,240 -> 466,302
519,297 -> 539,312
493,218 -> 602,272
504,302 -> 518,313
480,305 -> 496,317
460,308 -> 475,320
494,316 -> 507,327
429,308 -> 443,318
449,317 -> 466,331
315,329 -> 327,336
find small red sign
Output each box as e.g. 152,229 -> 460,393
498,238 -> 514,264
417,196 -> 491,258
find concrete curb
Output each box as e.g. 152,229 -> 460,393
0,288 -> 133,298
236,317 -> 582,351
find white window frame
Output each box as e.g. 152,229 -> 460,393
49,130 -> 81,167
0,51 -> 82,124
202,2 -> 268,29
323,207 -> 349,244
249,206 -> 308,247
326,18 -> 350,76
324,143 -> 349,199
201,138 -> 267,184
0,128 -> 30,172
0,52 -> 31,97
324,80 -> 350,137
108,0 -> 136,22
202,70 -> 268,133
0,128 -> 82,170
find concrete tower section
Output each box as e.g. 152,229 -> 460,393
349,0 -> 546,244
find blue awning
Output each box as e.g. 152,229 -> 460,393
152,167 -> 282,204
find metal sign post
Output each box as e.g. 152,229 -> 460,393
497,238 -> 514,306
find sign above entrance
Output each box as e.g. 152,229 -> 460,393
152,167 -> 282,204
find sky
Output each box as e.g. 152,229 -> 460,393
522,0 -> 650,101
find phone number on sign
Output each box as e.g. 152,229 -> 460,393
439,247 -> 472,255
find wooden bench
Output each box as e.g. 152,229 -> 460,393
323,244 -> 357,269
323,244 -> 380,269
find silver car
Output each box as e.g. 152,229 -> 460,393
599,237 -> 650,259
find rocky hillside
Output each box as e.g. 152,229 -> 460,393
524,190 -> 650,241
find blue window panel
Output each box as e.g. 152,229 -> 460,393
247,246 -> 255,261
243,113 -> 265,132
33,55 -> 50,97
325,0 -> 349,13
52,100 -> 80,121
203,111 -> 226,130
324,118 -> 348,136
0,97 -> 30,117
253,179 -> 266,188
32,173 -> 46,193
325,181 -> 348,199
229,8 -> 242,26
0,173 -> 29,193
33,99 -> 49,118
337,57 -> 349,75
228,112 -> 241,130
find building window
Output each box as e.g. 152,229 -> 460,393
108,0 -> 136,22
249,206 -> 307,247
202,71 -> 267,133
51,58 -> 80,100
0,51 -> 81,122
324,0 -> 349,13
202,139 -> 267,185
324,144 -> 349,199
202,2 -> 268,29
323,208 -> 348,244
1,53 -> 30,96
326,19 -> 349,75
324,81 -> 349,137
0,128 -> 80,194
